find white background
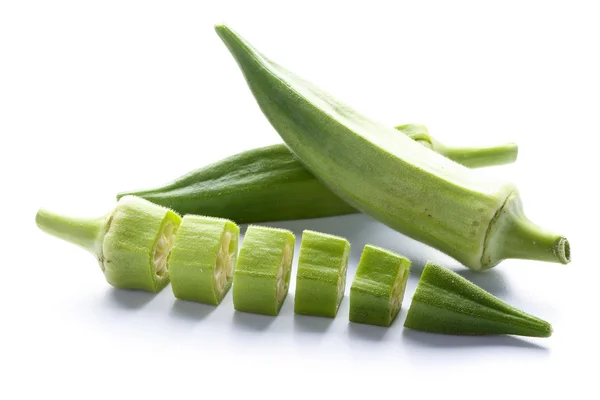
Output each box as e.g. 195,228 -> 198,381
1,1 -> 598,398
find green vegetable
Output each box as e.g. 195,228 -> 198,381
215,24 -> 570,271
404,262 -> 553,337
349,245 -> 411,327
294,230 -> 350,318
397,124 -> 518,169
233,225 -> 295,315
168,215 -> 239,305
35,196 -> 181,292
117,124 -> 517,224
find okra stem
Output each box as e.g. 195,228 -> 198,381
35,209 -> 106,256
437,142 -> 519,168
505,218 -> 569,263
482,192 -> 570,267
395,124 -> 518,168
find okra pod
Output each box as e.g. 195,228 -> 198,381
118,125 -> 517,224
215,24 -> 569,271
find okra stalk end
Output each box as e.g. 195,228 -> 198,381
438,142 -> 519,168
394,124 -> 519,168
482,192 -> 571,269
35,208 -> 107,260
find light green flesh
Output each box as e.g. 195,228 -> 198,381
215,231 -> 236,295
276,243 -> 293,304
233,226 -> 295,316
391,268 -> 409,321
349,245 -> 411,327
294,230 -> 351,318
168,215 -> 239,305
403,262 -> 553,337
215,24 -> 569,270
337,252 -> 349,304
153,220 -> 177,279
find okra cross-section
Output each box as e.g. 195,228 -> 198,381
294,230 -> 350,318
233,225 -> 295,316
168,215 -> 240,305
349,245 -> 411,327
403,262 -> 553,337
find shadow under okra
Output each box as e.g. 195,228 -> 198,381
105,287 -> 156,310
170,299 -> 216,321
401,329 -> 549,351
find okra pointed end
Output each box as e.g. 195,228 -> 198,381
404,262 -> 553,338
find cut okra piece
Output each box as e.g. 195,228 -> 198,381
35,196 -> 181,292
349,245 -> 411,327
233,225 -> 295,316
294,230 -> 350,318
168,215 -> 240,305
403,262 -> 553,337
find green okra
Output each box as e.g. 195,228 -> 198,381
349,245 -> 411,327
404,262 -> 553,337
117,124 -> 517,224
168,215 -> 240,305
233,225 -> 295,316
35,196 -> 181,292
294,230 -> 351,318
215,24 -> 570,271
396,124 -> 518,169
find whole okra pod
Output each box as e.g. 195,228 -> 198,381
117,124 -> 517,224
215,24 -> 569,271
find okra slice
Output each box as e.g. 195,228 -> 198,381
349,245 -> 411,327
233,225 -> 295,316
403,262 -> 553,337
294,230 -> 350,318
168,215 -> 240,305
35,196 -> 181,292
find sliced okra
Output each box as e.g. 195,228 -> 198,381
168,215 -> 240,305
35,195 -> 181,292
233,225 -> 295,316
294,230 -> 350,318
349,245 -> 411,327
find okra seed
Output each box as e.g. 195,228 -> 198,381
153,221 -> 177,279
